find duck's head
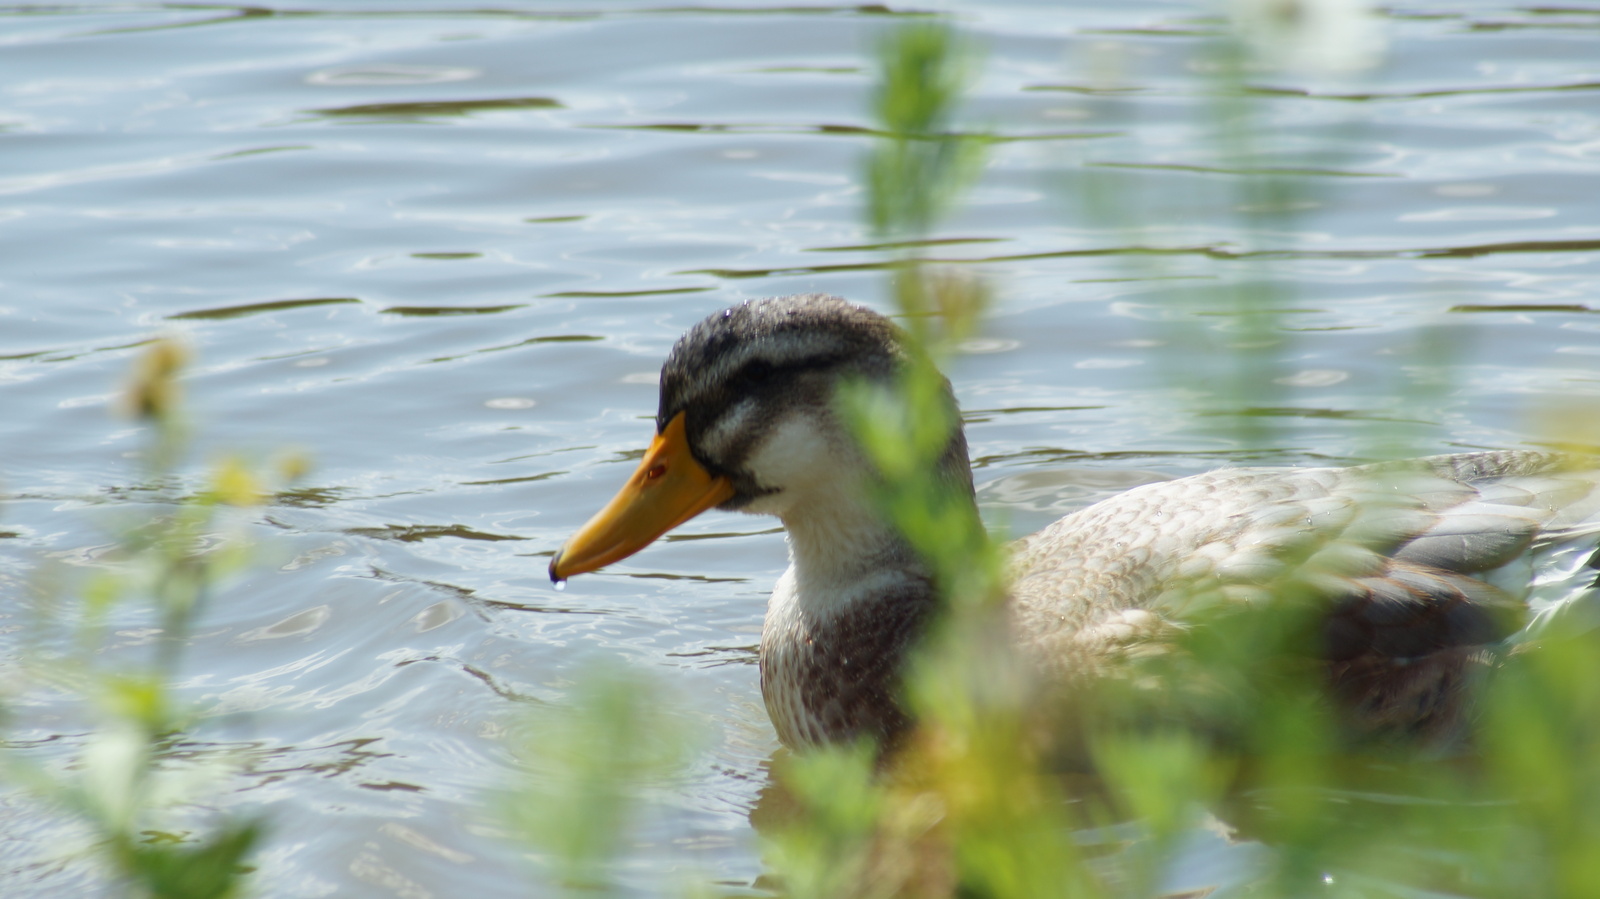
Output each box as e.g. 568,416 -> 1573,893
549,293 -> 921,582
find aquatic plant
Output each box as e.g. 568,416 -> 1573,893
1,339 -> 298,899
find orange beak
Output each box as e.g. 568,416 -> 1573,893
549,411 -> 735,581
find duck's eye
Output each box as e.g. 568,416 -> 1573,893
739,360 -> 775,387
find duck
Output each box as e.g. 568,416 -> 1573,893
548,293 -> 1600,751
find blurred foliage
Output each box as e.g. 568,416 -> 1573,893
499,667 -> 696,896
2,338 -> 300,898
865,22 -> 986,250
771,21 -> 1097,899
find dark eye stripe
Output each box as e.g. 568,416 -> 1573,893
662,352 -> 848,432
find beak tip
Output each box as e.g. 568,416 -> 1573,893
548,551 -> 565,584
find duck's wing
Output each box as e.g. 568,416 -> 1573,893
1009,451 -> 1600,737
1010,451 -> 1600,673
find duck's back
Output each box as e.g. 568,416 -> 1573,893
1009,451 -> 1600,733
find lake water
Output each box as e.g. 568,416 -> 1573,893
3,1 -> 1598,895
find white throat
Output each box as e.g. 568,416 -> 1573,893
778,481 -> 924,619
736,415 -> 928,621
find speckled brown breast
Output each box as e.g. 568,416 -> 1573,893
760,581 -> 939,750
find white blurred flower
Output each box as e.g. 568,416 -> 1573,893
80,724 -> 147,830
1228,0 -> 1387,75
